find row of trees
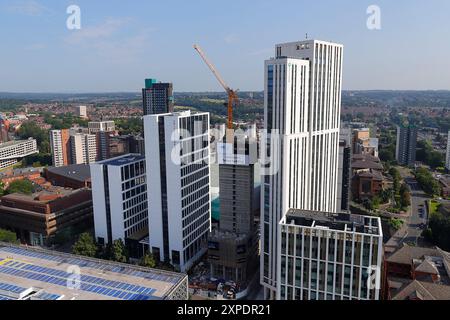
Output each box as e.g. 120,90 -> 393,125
416,140 -> 445,169
423,207 -> 450,251
72,233 -> 156,268
114,118 -> 143,135
415,167 -> 441,196
42,112 -> 88,130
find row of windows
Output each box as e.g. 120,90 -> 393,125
122,177 -> 146,192
181,176 -> 209,198
181,161 -> 208,176
122,193 -> 148,211
182,193 -> 209,218
182,210 -> 209,239
181,185 -> 209,208
122,184 -> 147,202
120,161 -> 145,181
184,232 -> 208,263
123,202 -> 148,220
181,167 -> 209,187
124,211 -> 148,229
124,220 -> 148,238
182,202 -> 209,232
183,221 -> 209,249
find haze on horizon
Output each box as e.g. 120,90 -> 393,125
0,0 -> 449,93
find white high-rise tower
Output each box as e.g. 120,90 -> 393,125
261,40 -> 344,299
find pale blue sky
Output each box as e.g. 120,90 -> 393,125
0,0 -> 449,92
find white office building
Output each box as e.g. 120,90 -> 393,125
278,209 -> 383,300
76,105 -> 88,118
91,154 -> 148,245
144,111 -> 211,272
70,133 -> 97,165
0,139 -> 38,169
446,131 -> 450,171
88,121 -> 115,134
261,40 -> 344,299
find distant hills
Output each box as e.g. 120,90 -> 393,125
1,90 -> 450,108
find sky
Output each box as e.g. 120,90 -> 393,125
0,0 -> 449,93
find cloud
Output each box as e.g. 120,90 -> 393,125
65,18 -> 132,45
5,0 -> 50,16
64,18 -> 155,64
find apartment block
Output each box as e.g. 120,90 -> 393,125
91,154 -> 148,245
278,209 -> 383,300
144,111 -> 210,272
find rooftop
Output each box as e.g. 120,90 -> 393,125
0,244 -> 187,300
390,279 -> 450,300
46,164 -> 91,183
281,209 -> 382,236
0,138 -> 35,149
97,154 -> 144,167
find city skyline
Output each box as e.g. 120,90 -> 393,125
1,0 -> 450,92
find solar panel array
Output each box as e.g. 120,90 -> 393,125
32,291 -> 62,300
0,282 -> 27,295
1,247 -> 180,284
0,260 -> 159,300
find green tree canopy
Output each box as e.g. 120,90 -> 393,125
139,252 -> 157,268
6,179 -> 34,195
110,239 -> 128,263
0,229 -> 19,244
72,233 -> 97,257
17,121 -> 50,153
415,167 -> 441,196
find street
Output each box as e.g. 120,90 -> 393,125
402,177 -> 429,246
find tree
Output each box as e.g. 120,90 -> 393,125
416,140 -> 445,169
389,167 -> 401,195
389,218 -> 404,231
428,212 -> 450,251
415,167 -> 441,196
6,179 -> 34,195
372,195 -> 381,210
380,188 -> 394,204
72,233 -> 97,257
0,229 -> 19,244
110,239 -> 128,263
399,184 -> 411,209
139,252 -> 156,268
0,181 -> 5,197
18,122 -> 50,153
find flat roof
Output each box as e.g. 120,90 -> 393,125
0,139 -> 35,149
0,244 -> 187,300
46,164 -> 91,182
97,154 -> 145,167
282,209 -> 382,236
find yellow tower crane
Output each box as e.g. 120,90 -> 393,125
193,44 -> 238,133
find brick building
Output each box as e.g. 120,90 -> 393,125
43,164 -> 91,189
0,188 -> 93,246
384,245 -> 450,300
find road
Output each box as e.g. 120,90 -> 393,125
402,176 -> 429,246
